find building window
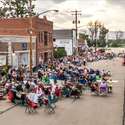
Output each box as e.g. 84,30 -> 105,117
44,31 -> 48,46
38,32 -> 41,42
44,52 -> 48,62
37,32 -> 39,42
41,32 -> 44,42
53,38 -> 56,42
21,43 -> 27,50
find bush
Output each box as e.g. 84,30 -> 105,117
53,47 -> 67,58
108,40 -> 125,47
111,41 -> 121,47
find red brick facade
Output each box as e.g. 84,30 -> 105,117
0,16 -> 53,65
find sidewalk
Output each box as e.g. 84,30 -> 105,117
0,98 -> 16,114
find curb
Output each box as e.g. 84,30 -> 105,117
0,103 -> 18,115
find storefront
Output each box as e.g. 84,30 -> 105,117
0,35 -> 36,68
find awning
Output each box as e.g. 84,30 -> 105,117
0,35 -> 36,43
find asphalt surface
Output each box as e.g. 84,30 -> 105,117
0,58 -> 125,125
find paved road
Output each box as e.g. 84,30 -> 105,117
0,58 -> 125,125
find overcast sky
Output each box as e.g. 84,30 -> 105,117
35,0 -> 125,31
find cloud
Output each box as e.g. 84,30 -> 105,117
106,0 -> 125,8
51,0 -> 67,3
107,0 -> 125,3
98,9 -> 106,13
35,0 -> 125,30
81,14 -> 93,18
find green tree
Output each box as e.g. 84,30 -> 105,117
88,21 -> 109,48
0,0 -> 36,18
53,47 -> 67,59
98,26 -> 109,47
110,40 -> 121,47
0,1 -> 9,18
79,33 -> 91,47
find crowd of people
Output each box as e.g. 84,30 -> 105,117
86,50 -> 116,62
0,55 -> 113,114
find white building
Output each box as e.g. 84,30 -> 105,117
53,29 -> 76,55
107,31 -> 125,40
80,29 -> 125,40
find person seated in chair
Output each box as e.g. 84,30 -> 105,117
90,83 -> 99,93
99,81 -> 108,94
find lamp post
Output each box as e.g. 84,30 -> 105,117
28,0 -> 58,75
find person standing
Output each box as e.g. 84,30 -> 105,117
83,58 -> 87,66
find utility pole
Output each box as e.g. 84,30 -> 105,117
29,0 -> 33,76
72,10 -> 81,56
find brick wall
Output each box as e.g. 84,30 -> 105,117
0,16 -> 53,65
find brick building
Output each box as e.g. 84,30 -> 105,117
0,16 -> 53,67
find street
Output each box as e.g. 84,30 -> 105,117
0,58 -> 125,125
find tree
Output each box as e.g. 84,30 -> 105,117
0,1 -> 9,18
98,26 -> 109,47
88,21 -> 101,48
88,21 -> 109,48
0,0 -> 36,18
79,33 -> 91,47
109,40 -> 121,47
53,47 -> 67,59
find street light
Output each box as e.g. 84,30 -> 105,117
37,10 -> 59,17
28,0 -> 59,75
